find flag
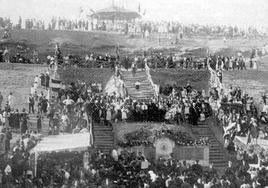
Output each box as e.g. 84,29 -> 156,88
138,3 -> 141,13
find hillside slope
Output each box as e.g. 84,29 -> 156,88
0,64 -> 47,110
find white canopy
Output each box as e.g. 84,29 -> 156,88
30,133 -> 91,154
235,136 -> 268,150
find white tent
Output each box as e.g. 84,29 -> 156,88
30,133 -> 91,176
31,133 -> 91,154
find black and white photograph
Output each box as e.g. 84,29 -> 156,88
0,0 -> 268,187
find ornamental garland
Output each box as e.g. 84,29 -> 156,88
118,125 -> 210,147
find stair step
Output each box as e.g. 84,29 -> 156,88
94,139 -> 113,142
94,128 -> 113,130
94,135 -> 113,138
192,122 -> 228,167
93,123 -> 114,153
94,129 -> 113,132
209,153 -> 225,156
94,142 -> 114,146
121,70 -> 155,100
212,161 -> 228,165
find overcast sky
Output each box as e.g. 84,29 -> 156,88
0,0 -> 268,29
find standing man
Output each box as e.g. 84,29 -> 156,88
5,128 -> 12,153
37,114 -> 42,133
189,101 -> 199,126
28,94 -> 35,114
20,108 -> 28,134
8,92 -> 14,110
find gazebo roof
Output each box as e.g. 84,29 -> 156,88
91,6 -> 141,20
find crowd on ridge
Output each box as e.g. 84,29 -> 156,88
1,16 -> 266,38
45,50 -> 257,73
0,45 -> 259,73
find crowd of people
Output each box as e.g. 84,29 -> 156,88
9,148 -> 266,187
1,16 -> 267,39
45,77 -> 213,128
127,21 -> 266,38
213,84 -> 268,152
1,138 -> 268,187
1,38 -> 268,187
49,50 -> 256,73
0,130 -> 41,187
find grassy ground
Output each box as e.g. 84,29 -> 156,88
0,63 -> 47,110
1,30 -> 267,62
0,30 -> 130,61
151,69 -> 210,91
58,67 -> 114,85
223,55 -> 268,99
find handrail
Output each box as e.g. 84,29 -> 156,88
85,112 -> 94,146
145,62 -> 159,97
207,62 -> 224,90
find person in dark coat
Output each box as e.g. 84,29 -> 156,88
20,109 -> 28,134
189,102 -> 199,125
37,114 -> 42,133
13,109 -> 21,129
4,128 -> 12,153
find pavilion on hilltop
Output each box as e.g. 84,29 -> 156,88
90,5 -> 141,34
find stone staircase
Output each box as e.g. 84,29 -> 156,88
120,70 -> 155,100
191,122 -> 228,168
93,123 -> 115,154
28,113 -> 50,135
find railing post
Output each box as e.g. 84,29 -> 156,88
145,62 -> 158,97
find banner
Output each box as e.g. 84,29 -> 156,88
50,78 -> 62,91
